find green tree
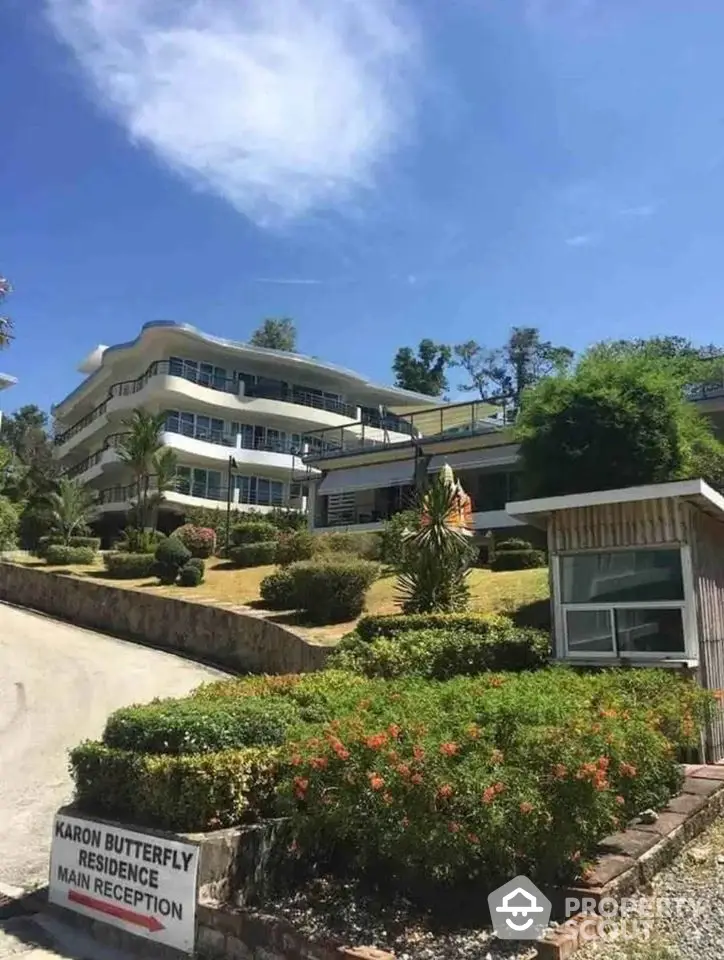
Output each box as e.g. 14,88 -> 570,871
118,410 -> 177,530
47,478 -> 96,544
395,467 -> 475,613
250,318 -> 297,352
0,497 -> 19,551
517,340 -> 724,498
0,275 -> 13,349
392,339 -> 451,396
454,327 -> 573,408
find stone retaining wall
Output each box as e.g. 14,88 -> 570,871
0,562 -> 330,675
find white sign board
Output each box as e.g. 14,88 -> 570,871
49,812 -> 199,953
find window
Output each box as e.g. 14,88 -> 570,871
560,548 -> 688,658
166,410 -> 180,433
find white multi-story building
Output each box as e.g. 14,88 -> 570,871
51,321 -> 436,526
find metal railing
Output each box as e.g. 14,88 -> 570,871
56,358 -> 367,446
98,477 -> 288,508
164,421 -> 306,455
62,433 -> 128,479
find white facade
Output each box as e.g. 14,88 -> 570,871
52,322 -> 435,517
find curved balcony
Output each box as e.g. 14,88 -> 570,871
97,477 -> 297,515
56,359 -> 393,457
63,434 -> 127,484
161,427 -> 317,474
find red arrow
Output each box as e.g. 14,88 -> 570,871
68,890 -> 165,933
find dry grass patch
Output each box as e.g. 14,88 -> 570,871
8,554 -> 550,643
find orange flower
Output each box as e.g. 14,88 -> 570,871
482,786 -> 496,804
291,753 -> 303,767
519,802 -> 534,815
599,708 -> 618,718
410,773 -> 423,785
388,723 -> 402,739
293,777 -> 309,799
368,773 -> 385,791
489,676 -> 504,688
448,821 -> 461,834
593,772 -> 609,792
494,781 -> 505,795
468,833 -> 480,844
365,733 -> 388,750
491,749 -> 504,765
334,745 -> 350,761
397,763 -> 411,779
310,757 -> 328,770
615,795 -> 625,806
619,762 -> 637,778
552,763 -> 568,780
413,745 -> 425,761
440,742 -> 459,757
597,756 -> 610,771
382,792 -> 393,805
437,784 -> 454,800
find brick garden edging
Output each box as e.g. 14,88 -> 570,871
536,762 -> 724,959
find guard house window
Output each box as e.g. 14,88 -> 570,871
560,548 -> 687,657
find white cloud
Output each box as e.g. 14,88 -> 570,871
618,204 -> 657,218
565,233 -> 596,247
45,0 -> 419,225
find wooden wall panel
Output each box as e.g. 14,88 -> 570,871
549,498 -> 690,552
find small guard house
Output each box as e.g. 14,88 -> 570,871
506,479 -> 724,760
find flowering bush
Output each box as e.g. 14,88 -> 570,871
277,669 -> 711,890
171,523 -> 217,558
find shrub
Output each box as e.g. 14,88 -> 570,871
231,521 -> 278,545
315,531 -> 382,561
491,549 -> 547,571
228,541 -> 278,568
278,668 -> 711,891
276,529 -> 315,565
116,527 -> 166,554
179,563 -> 204,587
68,535 -> 101,550
103,552 -> 157,579
0,497 -> 19,552
35,533 -> 64,559
104,696 -> 302,754
45,544 -> 96,565
495,537 -> 533,551
328,625 -> 549,679
172,523 -> 216,558
288,558 -> 381,624
70,741 -> 275,831
379,510 -> 420,568
183,506 -> 227,545
260,567 -> 299,610
154,537 -> 191,584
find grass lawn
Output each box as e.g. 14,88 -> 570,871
10,554 -> 550,643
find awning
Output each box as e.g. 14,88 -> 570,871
428,444 -> 520,473
318,459 -> 415,496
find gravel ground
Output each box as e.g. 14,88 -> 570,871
576,815 -> 724,960
270,879 -> 537,960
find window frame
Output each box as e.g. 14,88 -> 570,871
554,543 -> 698,662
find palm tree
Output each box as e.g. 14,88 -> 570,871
47,478 -> 97,544
118,409 -> 176,530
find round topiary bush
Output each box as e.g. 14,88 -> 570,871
259,567 -> 298,609
231,522 -> 278,545
172,524 -> 216,558
490,549 -> 547,571
287,558 -> 381,624
154,537 -> 192,584
178,562 -> 204,587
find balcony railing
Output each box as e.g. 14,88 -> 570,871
56,359 -> 368,446
62,433 -> 128,479
164,422 -> 305,455
98,478 -> 289,508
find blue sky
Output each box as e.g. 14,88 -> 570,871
4,0 -> 724,412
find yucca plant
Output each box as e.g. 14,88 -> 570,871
395,466 -> 476,614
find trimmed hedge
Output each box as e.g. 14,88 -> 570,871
69,742 -> 275,831
172,523 -> 216,558
229,541 -> 278,568
495,538 -> 533,551
328,621 -> 550,679
45,544 -> 97,566
103,696 -> 301,754
315,531 -> 382,561
155,537 -> 191,584
231,522 -> 278,545
103,552 -> 156,579
491,549 -> 547,571
276,530 -> 315,565
280,669 -> 711,890
288,558 -> 381,624
259,567 -> 298,610
356,612 -> 535,643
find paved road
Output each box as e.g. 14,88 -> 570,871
0,602 -> 225,890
